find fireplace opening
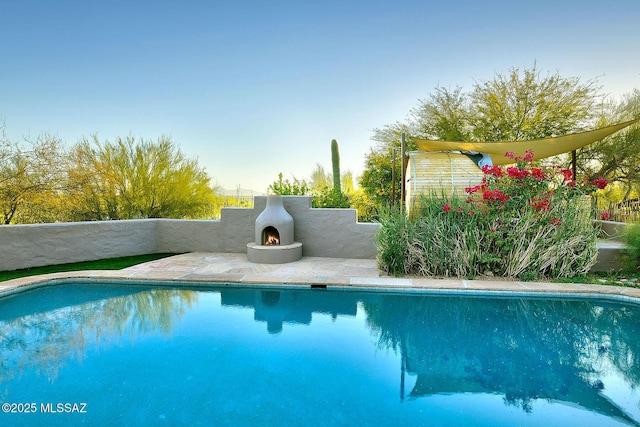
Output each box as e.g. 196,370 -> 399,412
262,226 -> 280,246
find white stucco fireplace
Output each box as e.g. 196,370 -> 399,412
247,195 -> 303,263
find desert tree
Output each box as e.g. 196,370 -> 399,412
579,89 -> 640,201
0,126 -> 67,224
65,135 -> 217,220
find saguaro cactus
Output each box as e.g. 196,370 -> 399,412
331,139 -> 341,194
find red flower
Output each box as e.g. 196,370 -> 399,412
506,167 -> 530,180
530,196 -> 551,212
507,167 -> 519,177
600,212 -> 611,221
523,150 -> 535,162
443,204 -> 451,212
550,217 -> 562,226
593,178 -> 608,190
482,189 -> 510,203
465,185 -> 481,194
504,149 -> 535,163
561,169 -> 573,181
481,165 -> 504,177
531,167 -> 544,180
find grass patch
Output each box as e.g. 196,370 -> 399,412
0,253 -> 180,282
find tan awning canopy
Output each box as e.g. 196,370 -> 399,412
412,118 -> 639,165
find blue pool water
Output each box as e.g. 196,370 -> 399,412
1,282 -> 640,426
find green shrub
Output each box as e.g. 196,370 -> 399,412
312,187 -> 350,209
622,223 -> 640,270
376,151 -> 604,279
268,172 -> 309,195
376,206 -> 412,276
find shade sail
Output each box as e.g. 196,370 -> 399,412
413,118 -> 639,165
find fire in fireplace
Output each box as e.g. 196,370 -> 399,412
263,226 -> 280,246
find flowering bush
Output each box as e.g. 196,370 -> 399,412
377,150 -> 606,279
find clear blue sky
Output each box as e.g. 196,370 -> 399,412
2,0 -> 639,193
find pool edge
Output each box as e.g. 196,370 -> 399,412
2,269 -> 640,306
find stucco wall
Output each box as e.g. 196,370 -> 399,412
0,220 -> 158,271
156,196 -> 380,258
0,196 -> 380,271
590,220 -> 628,272
272,196 -> 380,258
0,204 -> 627,273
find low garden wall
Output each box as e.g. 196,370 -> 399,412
591,220 -> 627,272
0,198 -> 627,273
0,196 -> 380,271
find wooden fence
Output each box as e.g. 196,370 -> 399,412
599,198 -> 640,223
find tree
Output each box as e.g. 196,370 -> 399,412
579,89 -> 640,201
411,86 -> 472,141
309,164 -> 331,193
469,63 -> 599,141
361,63 -> 602,208
359,147 -> 401,208
65,135 -> 216,220
0,128 -> 67,224
359,122 -> 415,208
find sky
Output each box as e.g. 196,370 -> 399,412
1,0 -> 639,193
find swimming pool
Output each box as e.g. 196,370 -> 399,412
1,281 -> 639,426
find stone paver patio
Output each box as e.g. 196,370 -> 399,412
1,252 -> 640,302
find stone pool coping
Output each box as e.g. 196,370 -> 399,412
2,252 -> 640,302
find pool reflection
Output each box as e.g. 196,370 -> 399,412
1,284 -> 639,424
363,294 -> 640,424
218,288 -> 640,423
0,284 -> 198,384
220,289 -> 358,334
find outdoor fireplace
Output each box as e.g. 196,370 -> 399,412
247,195 -> 302,263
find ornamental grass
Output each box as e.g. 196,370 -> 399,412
377,151 -> 605,280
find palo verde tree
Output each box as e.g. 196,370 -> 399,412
0,127 -> 67,224
65,135 -> 216,220
309,164 -> 331,193
360,62 -> 601,208
468,63 -> 599,141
